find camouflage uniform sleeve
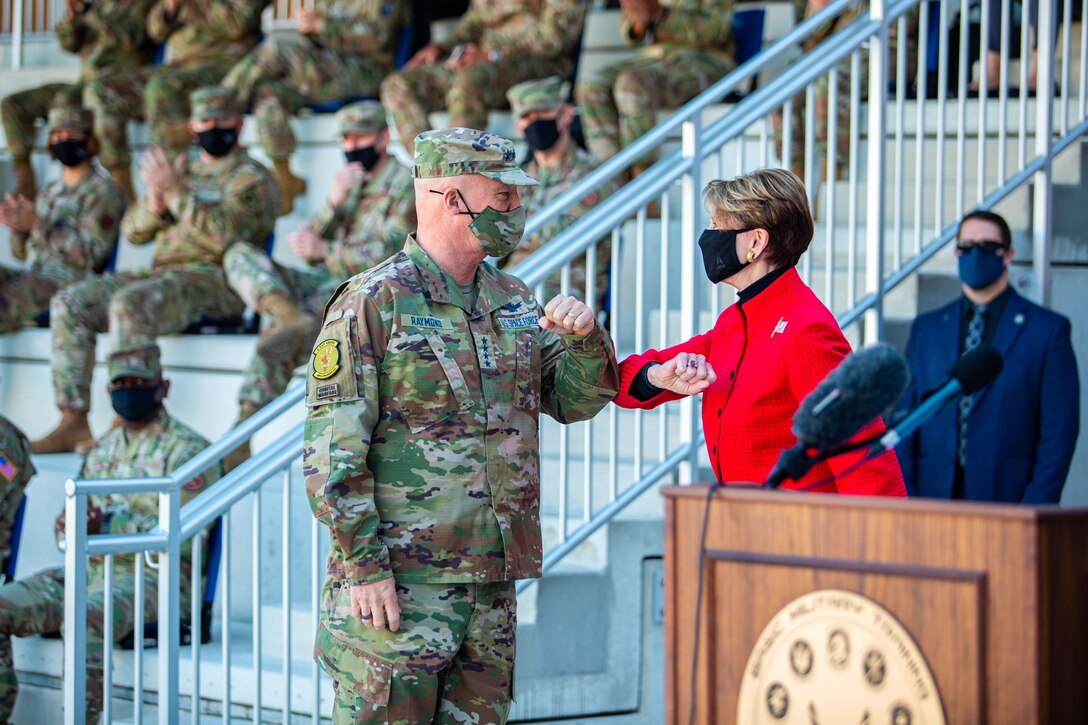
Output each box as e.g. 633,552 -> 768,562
195,0 -> 264,40
538,317 -> 620,424
303,290 -> 389,585
484,0 -> 586,57
309,201 -> 345,242
57,179 -> 127,271
55,11 -> 91,53
146,0 -> 181,43
437,0 -> 488,51
320,0 -> 404,55
168,165 -> 278,257
122,196 -> 171,246
654,0 -> 734,49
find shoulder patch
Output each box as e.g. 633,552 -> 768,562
312,339 -> 341,379
0,453 -> 18,483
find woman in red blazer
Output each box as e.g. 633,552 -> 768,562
614,169 -> 905,496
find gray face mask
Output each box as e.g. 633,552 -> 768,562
431,189 -> 527,257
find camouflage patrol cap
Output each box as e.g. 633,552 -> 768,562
506,76 -> 566,119
108,346 -> 161,382
413,128 -> 537,186
336,100 -> 387,137
47,106 -> 94,135
189,86 -> 242,121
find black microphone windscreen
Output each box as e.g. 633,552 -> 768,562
791,343 -> 910,450
949,344 -> 1003,395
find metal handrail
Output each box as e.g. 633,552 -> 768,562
521,0 -> 861,240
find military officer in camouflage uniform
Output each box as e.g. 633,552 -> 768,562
575,0 -> 736,167
221,100 -> 416,470
221,0 -> 408,214
0,0 -> 155,200
501,76 -> 616,309
0,347 -> 219,723
0,107 -> 128,334
303,128 -> 618,722
379,0 -> 587,154
0,417 -> 34,579
32,88 -> 279,455
89,0 -> 268,168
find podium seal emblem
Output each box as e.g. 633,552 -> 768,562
737,589 -> 946,724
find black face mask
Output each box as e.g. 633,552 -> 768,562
524,118 -> 561,152
345,146 -> 380,171
109,384 -> 163,422
51,140 -> 89,167
196,126 -> 239,157
698,228 -> 753,284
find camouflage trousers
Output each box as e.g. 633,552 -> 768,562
223,243 -> 332,408
0,265 -> 84,334
380,56 -> 571,153
223,37 -> 392,160
144,60 -> 241,155
575,47 -> 735,163
316,579 -> 516,725
1,83 -> 83,161
50,265 -> 244,411
0,417 -> 31,562
82,69 -> 152,168
0,564 -> 171,722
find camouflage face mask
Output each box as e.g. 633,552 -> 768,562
456,189 -> 525,257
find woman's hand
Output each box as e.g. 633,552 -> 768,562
647,352 -> 717,396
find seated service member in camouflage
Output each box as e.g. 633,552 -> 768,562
0,107 -> 128,334
576,0 -> 736,169
221,0 -> 408,214
31,88 -> 279,455
501,76 -> 617,309
221,100 -> 416,470
0,0 -> 155,200
0,416 -> 35,579
379,0 -> 588,154
134,0 -> 268,160
0,348 -> 220,723
303,128 -> 619,722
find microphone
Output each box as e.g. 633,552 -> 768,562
764,343 -> 910,488
868,344 -> 1003,457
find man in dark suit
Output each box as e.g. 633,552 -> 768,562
894,210 -> 1080,504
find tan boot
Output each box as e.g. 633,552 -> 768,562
106,164 -> 136,202
13,157 -> 36,202
222,401 -> 260,473
31,409 -> 92,454
272,159 -> 306,215
256,292 -> 319,364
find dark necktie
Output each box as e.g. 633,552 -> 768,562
957,303 -> 987,467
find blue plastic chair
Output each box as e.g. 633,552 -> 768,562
733,7 -> 766,65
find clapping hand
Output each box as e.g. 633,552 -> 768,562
140,147 -> 184,197
295,7 -> 325,35
540,294 -> 596,337
405,42 -> 442,69
0,193 -> 37,233
646,352 -> 717,396
288,224 -> 329,262
329,162 -> 367,207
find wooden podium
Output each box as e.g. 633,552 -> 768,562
663,485 -> 1088,724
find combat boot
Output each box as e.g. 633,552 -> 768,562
256,292 -> 319,364
13,157 -> 36,202
273,159 -> 306,215
223,401 -> 261,473
31,409 -> 92,454
107,164 -> 136,202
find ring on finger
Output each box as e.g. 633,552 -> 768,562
360,613 -> 372,620
688,360 -> 699,368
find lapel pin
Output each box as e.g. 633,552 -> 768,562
1014,313 -> 1025,325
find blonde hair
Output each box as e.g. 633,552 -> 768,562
703,168 -> 814,268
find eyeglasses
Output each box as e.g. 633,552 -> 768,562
955,239 -> 1009,255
